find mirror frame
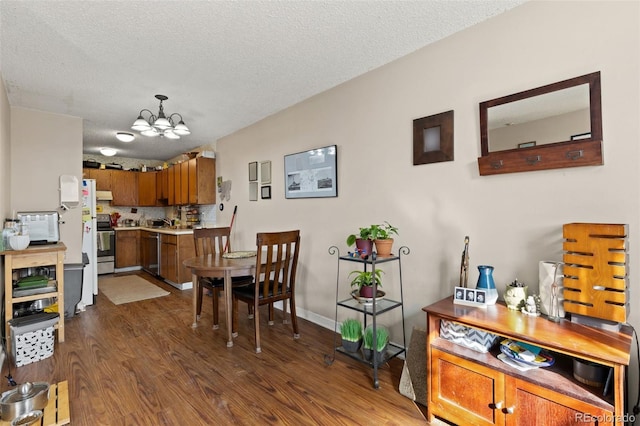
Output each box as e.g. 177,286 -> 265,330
478,72 -> 602,176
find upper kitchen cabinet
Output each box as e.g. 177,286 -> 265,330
83,168 -> 112,191
179,161 -> 189,205
187,158 -> 216,205
111,170 -> 138,206
138,171 -> 158,206
156,169 -> 169,204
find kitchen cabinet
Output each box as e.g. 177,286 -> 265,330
180,161 -> 189,205
423,297 -> 632,426
115,230 -> 140,268
111,170 -> 138,206
159,233 -> 195,286
326,247 -> 409,389
138,171 -> 157,206
156,169 -> 169,204
188,157 -> 216,205
83,168 -> 112,191
168,165 -> 177,205
1,243 -> 66,353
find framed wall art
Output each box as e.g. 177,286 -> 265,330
413,110 -> 454,165
261,185 -> 271,199
249,182 -> 258,201
284,145 -> 337,199
248,161 -> 258,181
260,161 -> 272,184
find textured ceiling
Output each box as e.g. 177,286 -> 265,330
0,0 -> 526,161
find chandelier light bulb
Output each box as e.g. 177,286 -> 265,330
141,128 -> 159,137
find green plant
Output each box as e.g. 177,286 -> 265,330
349,269 -> 384,290
346,226 -> 374,247
363,326 -> 389,351
369,221 -> 399,240
347,222 -> 398,246
340,318 -> 363,342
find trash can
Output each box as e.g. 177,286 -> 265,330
64,253 -> 89,318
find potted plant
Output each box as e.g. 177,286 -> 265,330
346,226 -> 374,256
369,222 -> 398,257
349,269 -> 384,298
363,325 -> 389,363
340,318 -> 363,353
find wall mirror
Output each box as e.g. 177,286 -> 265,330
478,72 -> 602,176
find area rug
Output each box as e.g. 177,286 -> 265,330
99,275 -> 170,305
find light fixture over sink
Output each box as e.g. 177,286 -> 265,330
131,94 -> 190,139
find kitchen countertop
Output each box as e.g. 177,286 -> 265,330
113,226 -> 194,235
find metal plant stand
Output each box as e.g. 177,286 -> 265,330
324,245 -> 409,389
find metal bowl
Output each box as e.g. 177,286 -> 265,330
0,382 -> 49,422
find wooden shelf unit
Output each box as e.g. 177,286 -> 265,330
2,243 -> 67,352
423,296 -> 632,425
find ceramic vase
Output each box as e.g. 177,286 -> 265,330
504,285 -> 528,310
476,265 -> 498,304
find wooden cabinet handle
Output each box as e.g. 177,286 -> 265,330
525,155 -> 541,165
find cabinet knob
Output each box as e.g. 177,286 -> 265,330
503,406 -> 515,414
492,401 -> 503,410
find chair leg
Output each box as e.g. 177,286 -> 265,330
196,283 -> 204,318
268,303 -> 274,326
232,296 -> 239,335
290,298 -> 300,339
212,289 -> 220,329
248,304 -> 254,319
254,300 -> 261,353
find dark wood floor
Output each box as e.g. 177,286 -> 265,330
1,272 -> 428,425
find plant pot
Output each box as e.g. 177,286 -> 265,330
355,238 -> 374,256
363,345 -> 387,364
342,338 -> 362,353
359,286 -> 376,298
374,238 -> 394,256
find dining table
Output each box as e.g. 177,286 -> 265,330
183,252 -> 256,347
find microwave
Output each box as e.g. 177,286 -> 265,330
16,211 -> 60,245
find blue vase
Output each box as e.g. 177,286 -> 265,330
476,265 -> 498,304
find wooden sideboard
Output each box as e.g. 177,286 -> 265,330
423,296 -> 632,425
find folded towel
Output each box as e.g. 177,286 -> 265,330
98,232 -> 111,251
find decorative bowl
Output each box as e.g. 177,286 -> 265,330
9,235 -> 30,250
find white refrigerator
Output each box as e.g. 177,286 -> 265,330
80,179 -> 98,309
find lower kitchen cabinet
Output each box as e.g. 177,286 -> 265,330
159,233 -> 195,286
115,230 -> 140,268
424,297 -> 631,426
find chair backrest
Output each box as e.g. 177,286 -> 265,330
193,227 -> 231,256
255,230 -> 300,298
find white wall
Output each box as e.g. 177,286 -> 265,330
10,107 -> 83,263
0,72 -> 10,224
215,0 -> 640,406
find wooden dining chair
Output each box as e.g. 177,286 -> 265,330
232,230 -> 301,353
193,227 -> 253,328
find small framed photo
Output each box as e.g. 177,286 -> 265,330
249,182 -> 258,201
455,288 -> 464,300
249,162 -> 258,182
475,290 -> 486,304
453,286 -> 488,308
261,185 -> 271,199
260,161 -> 272,184
413,110 -> 454,165
518,141 -> 536,148
571,132 -> 591,141
465,289 -> 475,302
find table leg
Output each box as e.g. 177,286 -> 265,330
225,270 -> 235,347
191,272 -> 198,328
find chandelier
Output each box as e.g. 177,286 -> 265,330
131,94 -> 190,139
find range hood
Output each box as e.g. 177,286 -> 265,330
96,190 -> 113,201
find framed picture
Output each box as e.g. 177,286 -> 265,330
260,161 -> 272,184
413,110 -> 454,165
284,145 -> 337,199
571,132 -> 591,141
249,182 -> 258,201
518,141 -> 536,148
249,162 -> 258,182
261,185 -> 271,199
